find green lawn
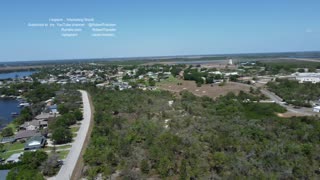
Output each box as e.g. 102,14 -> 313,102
6,122 -> 18,130
70,126 -> 80,138
72,133 -> 77,138
157,75 -> 181,85
43,144 -> 72,151
4,142 -> 24,151
56,150 -> 70,159
0,142 -> 25,159
1,149 -> 24,160
56,144 -> 72,150
70,126 -> 80,133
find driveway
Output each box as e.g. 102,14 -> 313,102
49,90 -> 92,180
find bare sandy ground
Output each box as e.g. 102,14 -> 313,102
157,80 -> 250,99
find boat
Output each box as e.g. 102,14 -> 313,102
11,112 -> 19,116
18,102 -> 30,108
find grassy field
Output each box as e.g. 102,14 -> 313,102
157,78 -> 251,99
0,142 -> 25,159
1,149 -> 24,159
3,142 -> 24,151
6,123 -> 18,130
56,150 -> 70,159
157,75 -> 181,85
70,126 -> 80,133
43,144 -> 72,151
70,126 -> 80,138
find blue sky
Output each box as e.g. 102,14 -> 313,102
0,0 -> 319,61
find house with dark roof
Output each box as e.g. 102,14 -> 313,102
19,120 -> 48,131
35,113 -> 56,121
24,136 -> 46,150
15,130 -> 41,141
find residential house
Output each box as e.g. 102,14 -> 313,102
24,136 -> 46,150
45,98 -> 54,106
225,72 -> 239,76
313,106 -> 320,113
209,71 -> 222,75
5,152 -> 24,164
46,104 -> 58,114
19,120 -> 48,131
15,130 -> 41,141
35,112 -> 56,121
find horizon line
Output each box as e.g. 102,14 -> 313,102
1,50 -> 320,64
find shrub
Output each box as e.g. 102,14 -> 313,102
1,127 -> 13,137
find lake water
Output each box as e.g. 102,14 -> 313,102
0,71 -> 35,80
0,99 -> 21,128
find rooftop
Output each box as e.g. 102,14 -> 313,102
20,120 -> 47,128
5,152 -> 24,163
24,136 -> 46,150
35,113 -> 56,120
15,130 -> 41,140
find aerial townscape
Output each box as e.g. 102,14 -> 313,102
0,52 -> 320,179
1,0 -> 320,179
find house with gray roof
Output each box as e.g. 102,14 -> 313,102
5,152 -> 23,164
15,130 -> 41,141
19,120 -> 48,131
24,136 -> 46,150
35,113 -> 56,121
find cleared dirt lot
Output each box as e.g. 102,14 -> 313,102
157,79 -> 251,99
157,80 -> 309,118
277,112 -> 306,118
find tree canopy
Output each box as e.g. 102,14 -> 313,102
84,88 -> 320,179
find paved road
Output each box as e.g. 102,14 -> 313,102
230,82 -> 316,116
259,88 -> 315,116
50,90 -> 92,180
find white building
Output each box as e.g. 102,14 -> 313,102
209,71 -> 222,75
313,106 -> 320,113
225,72 -> 238,76
294,73 -> 320,84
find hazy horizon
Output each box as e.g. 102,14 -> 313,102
1,50 -> 320,64
1,0 -> 320,62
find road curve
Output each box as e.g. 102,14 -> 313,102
259,88 -> 315,116
50,90 -> 92,180
230,82 -> 315,116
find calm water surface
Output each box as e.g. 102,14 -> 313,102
0,71 -> 35,80
0,99 -> 21,128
